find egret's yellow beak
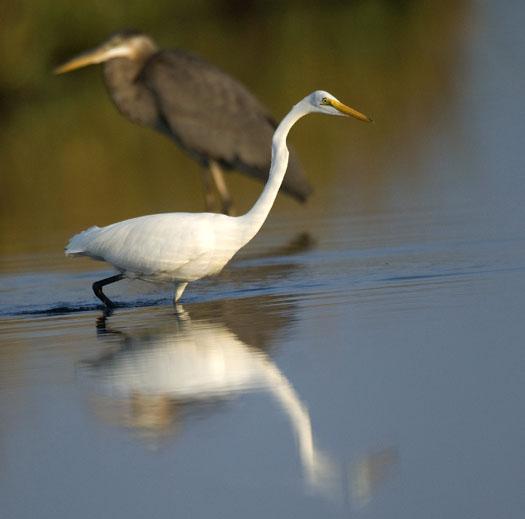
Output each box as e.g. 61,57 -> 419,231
54,46 -> 114,74
330,99 -> 373,122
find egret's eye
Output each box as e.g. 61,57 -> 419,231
321,97 -> 329,105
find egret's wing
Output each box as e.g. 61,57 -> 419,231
140,50 -> 312,202
67,213 -> 218,279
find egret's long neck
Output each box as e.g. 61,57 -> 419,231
237,102 -> 309,246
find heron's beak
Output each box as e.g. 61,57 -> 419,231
330,99 -> 373,122
54,45 -> 119,74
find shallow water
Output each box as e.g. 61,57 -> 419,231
2,231 -> 524,518
2,2 -> 525,518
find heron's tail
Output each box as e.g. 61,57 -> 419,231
65,226 -> 101,256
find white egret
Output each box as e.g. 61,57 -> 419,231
66,90 -> 371,307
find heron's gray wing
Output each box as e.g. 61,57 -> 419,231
140,49 -> 312,202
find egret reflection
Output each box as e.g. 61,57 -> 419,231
81,299 -> 336,495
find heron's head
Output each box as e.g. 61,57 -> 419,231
54,30 -> 158,74
307,90 -> 372,122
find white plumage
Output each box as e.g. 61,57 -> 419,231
66,90 -> 371,306
67,212 -> 240,282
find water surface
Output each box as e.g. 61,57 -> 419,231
1,2 -> 525,518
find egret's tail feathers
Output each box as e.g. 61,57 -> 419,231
65,226 -> 101,256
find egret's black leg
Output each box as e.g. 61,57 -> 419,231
92,274 -> 123,308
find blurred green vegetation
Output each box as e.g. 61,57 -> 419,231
0,0 -> 468,255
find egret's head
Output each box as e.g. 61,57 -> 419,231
54,30 -> 158,74
307,90 -> 372,122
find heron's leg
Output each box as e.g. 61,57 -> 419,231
174,282 -> 188,304
92,274 -> 124,308
209,161 -> 235,215
201,168 -> 217,211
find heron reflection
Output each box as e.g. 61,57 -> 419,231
81,299 -> 335,494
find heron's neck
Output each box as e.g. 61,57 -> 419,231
103,57 -> 159,128
237,102 -> 308,246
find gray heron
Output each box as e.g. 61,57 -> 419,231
55,30 -> 313,214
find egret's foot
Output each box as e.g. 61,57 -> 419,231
173,303 -> 190,320
96,312 -> 111,333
